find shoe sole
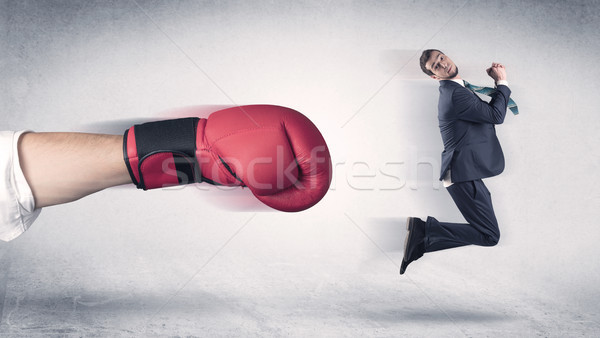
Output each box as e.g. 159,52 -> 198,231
403,217 -> 414,261
400,218 -> 414,275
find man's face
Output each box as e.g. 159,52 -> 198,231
426,51 -> 459,80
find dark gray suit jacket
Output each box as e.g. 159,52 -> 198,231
437,80 -> 511,183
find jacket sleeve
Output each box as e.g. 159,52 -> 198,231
452,85 -> 511,124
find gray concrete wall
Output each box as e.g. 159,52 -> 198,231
1,0 -> 599,336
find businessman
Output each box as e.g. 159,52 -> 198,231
400,49 -> 515,274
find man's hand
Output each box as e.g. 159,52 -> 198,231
486,62 -> 507,82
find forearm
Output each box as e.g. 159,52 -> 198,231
18,132 -> 131,208
453,89 -> 507,124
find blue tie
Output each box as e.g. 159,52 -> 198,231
464,81 -> 519,115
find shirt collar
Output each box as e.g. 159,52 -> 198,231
450,79 -> 465,87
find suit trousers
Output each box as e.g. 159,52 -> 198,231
425,179 -> 500,252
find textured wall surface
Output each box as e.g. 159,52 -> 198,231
1,0 -> 599,336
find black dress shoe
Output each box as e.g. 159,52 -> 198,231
400,217 -> 425,275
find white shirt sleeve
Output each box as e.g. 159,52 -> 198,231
0,130 -> 41,241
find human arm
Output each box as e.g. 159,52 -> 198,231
454,63 -> 511,124
18,132 -> 131,208
17,106 -> 332,212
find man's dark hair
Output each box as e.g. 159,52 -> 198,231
420,49 -> 443,76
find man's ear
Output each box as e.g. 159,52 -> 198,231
430,75 -> 439,80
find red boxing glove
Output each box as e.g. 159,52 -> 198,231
123,105 -> 332,212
